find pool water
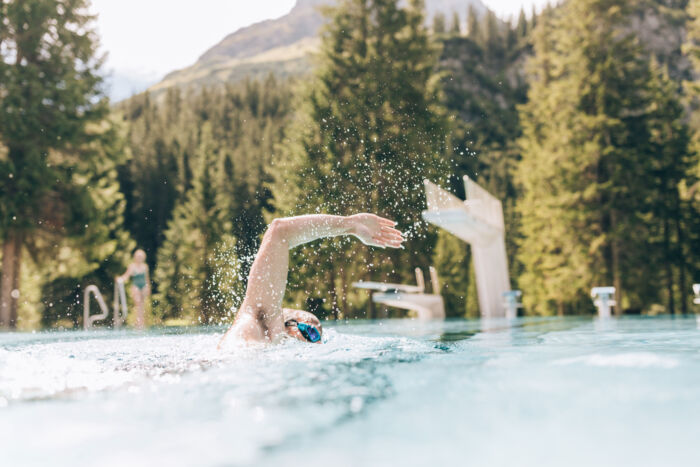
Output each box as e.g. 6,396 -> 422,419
2,316 -> 700,466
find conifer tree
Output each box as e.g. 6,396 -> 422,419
643,61 -> 696,313
467,5 -> 479,39
274,0 -> 450,318
517,0 -> 692,314
483,10 -> 503,60
0,0 -> 112,327
39,121 -> 135,327
154,126 -> 241,324
432,230 -> 470,316
450,11 -> 461,35
516,8 -> 527,40
433,12 -> 446,34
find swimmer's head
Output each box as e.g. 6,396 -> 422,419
283,309 -> 323,344
133,249 -> 146,263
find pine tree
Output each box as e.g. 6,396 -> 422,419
483,10 -> 503,60
450,11 -> 461,35
432,229 -> 470,316
0,0 -> 112,328
273,0 -> 450,318
516,8 -> 527,40
517,0 -> 691,314
643,61 -> 695,314
119,78 -> 290,321
154,126 -> 241,324
681,0 -> 700,307
467,5 -> 479,40
39,120 -> 135,327
432,12 -> 446,34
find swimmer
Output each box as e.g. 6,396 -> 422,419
117,249 -> 150,329
219,214 -> 404,346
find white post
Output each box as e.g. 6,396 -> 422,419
693,284 -> 700,305
591,287 -> 616,318
502,290 -> 522,319
422,177 -> 511,318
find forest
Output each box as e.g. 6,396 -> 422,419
1,0 -> 699,329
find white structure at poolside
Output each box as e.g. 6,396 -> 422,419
421,177 -> 513,318
503,290 -> 522,319
591,286 -> 616,318
83,279 -> 128,329
353,267 -> 445,320
694,284 -> 700,305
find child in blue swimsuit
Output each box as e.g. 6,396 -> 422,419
118,249 -> 150,329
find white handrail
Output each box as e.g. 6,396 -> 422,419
83,280 -> 129,330
113,279 -> 128,328
84,285 -> 109,330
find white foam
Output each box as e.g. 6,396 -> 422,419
553,352 -> 679,369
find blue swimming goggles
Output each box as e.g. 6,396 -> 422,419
285,319 -> 321,343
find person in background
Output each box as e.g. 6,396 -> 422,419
118,249 -> 150,329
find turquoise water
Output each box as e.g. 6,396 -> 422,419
2,316 -> 700,466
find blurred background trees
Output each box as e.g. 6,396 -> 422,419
0,0 -> 131,329
1,0 -> 700,328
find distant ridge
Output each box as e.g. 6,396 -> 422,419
148,0 -> 487,96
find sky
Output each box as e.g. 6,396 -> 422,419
90,0 -> 552,99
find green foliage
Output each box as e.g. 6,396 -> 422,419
154,125 -> 242,324
466,5 -> 479,39
450,11 -> 461,35
516,8 -> 528,40
0,0 -> 132,327
273,0 -> 450,318
437,7 -> 530,315
5,0 -> 700,328
0,0 -> 107,233
432,229 -> 470,317
433,12 -> 446,34
118,78 -> 289,277
117,78 -> 290,322
517,0 -> 697,315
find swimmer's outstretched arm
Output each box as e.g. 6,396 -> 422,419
220,214 -> 403,344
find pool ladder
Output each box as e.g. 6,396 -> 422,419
83,279 -> 128,329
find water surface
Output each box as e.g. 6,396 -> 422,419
2,316 -> 700,466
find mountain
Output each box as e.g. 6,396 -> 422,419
148,0 -> 487,96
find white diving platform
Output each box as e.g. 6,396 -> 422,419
353,267 -> 445,320
422,177 -> 513,318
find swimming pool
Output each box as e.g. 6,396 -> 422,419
1,316 -> 700,466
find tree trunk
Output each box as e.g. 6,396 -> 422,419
0,229 -> 22,329
610,210 -> 622,316
340,264 -> 348,318
674,197 -> 688,315
328,265 -> 339,320
663,215 -> 675,314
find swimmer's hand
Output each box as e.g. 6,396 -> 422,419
349,213 -> 404,248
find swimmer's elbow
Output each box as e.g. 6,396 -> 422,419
264,218 -> 292,246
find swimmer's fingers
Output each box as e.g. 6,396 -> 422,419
380,225 -> 403,238
377,217 -> 397,227
373,232 -> 404,248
